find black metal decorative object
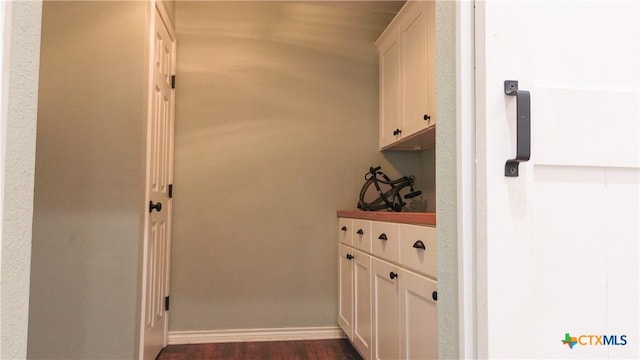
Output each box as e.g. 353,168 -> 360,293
357,166 -> 422,212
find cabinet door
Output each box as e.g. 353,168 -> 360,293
372,258 -> 401,360
353,250 -> 372,360
402,0 -> 435,135
338,218 -> 353,246
399,224 -> 436,278
338,244 -> 354,339
400,271 -> 438,360
377,30 -> 401,148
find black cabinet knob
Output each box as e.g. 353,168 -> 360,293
378,233 -> 388,241
346,254 -> 354,260
389,272 -> 398,280
432,290 -> 438,301
356,229 -> 364,235
341,226 -> 347,231
149,201 -> 162,213
412,240 -> 426,250
424,114 -> 431,121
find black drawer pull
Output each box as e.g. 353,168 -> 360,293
341,226 -> 347,231
378,233 -> 388,241
356,229 -> 364,235
412,240 -> 426,250
432,290 -> 438,301
389,272 -> 398,280
346,254 -> 354,260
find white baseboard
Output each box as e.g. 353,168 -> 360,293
167,326 -> 346,345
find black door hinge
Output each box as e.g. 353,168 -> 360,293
171,75 -> 176,89
168,184 -> 173,198
165,295 -> 170,311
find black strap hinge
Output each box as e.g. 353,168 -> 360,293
171,75 -> 176,89
165,295 -> 170,311
168,184 -> 173,198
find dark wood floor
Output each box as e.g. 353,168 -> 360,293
157,339 -> 363,360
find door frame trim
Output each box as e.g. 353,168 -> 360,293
455,1 -> 478,358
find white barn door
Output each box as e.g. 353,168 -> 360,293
140,2 -> 176,360
475,1 -> 639,358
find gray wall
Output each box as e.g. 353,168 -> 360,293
0,1 -> 42,359
170,1 -> 425,331
435,1 -> 458,359
28,2 -> 148,359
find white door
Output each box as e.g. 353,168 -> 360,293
474,1 -> 639,358
140,3 -> 176,360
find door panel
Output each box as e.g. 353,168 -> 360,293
141,4 -> 175,360
533,88 -> 639,167
477,1 -> 639,358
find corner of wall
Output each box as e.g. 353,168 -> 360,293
434,1 -> 459,359
0,1 -> 42,359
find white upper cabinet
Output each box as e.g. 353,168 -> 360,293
376,0 -> 435,150
377,25 -> 402,148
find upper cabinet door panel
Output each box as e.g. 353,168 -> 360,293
401,1 -> 434,135
379,36 -> 402,148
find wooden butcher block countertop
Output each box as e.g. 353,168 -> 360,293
337,210 -> 436,226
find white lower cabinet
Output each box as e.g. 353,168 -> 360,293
338,243 -> 372,359
338,244 -> 354,339
339,217 -> 437,360
372,258 -> 438,360
372,258 -> 401,360
401,270 -> 438,360
353,250 -> 372,359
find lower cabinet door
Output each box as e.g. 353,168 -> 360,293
353,250 -> 372,360
400,270 -> 438,360
338,244 -> 354,339
372,258 -> 401,360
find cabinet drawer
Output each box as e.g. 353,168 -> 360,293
352,219 -> 372,253
371,221 -> 400,263
399,224 -> 436,278
338,218 -> 353,246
